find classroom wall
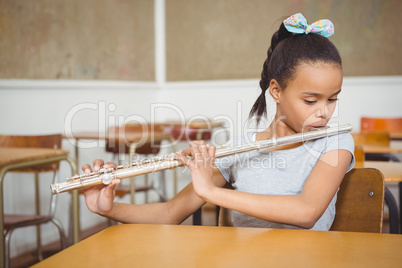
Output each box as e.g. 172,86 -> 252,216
1,0 -> 402,258
165,0 -> 402,80
1,0 -> 401,81
0,0 -> 155,80
1,76 -> 402,257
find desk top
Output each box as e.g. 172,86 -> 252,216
64,131 -> 172,142
0,148 -> 69,169
164,120 -> 224,128
64,121 -> 224,141
390,132 -> 402,140
361,142 -> 402,154
364,161 -> 402,183
33,224 -> 402,268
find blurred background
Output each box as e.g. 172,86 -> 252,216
0,0 -> 401,265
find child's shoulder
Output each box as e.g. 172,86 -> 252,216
326,132 -> 354,147
307,131 -> 355,156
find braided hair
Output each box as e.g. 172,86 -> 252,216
249,22 -> 342,125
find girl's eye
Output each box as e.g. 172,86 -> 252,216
304,100 -> 316,105
328,98 -> 339,103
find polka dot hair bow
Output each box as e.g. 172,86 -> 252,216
283,13 -> 334,37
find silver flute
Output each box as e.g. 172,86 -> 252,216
51,124 -> 352,194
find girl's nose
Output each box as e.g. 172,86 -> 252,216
315,105 -> 329,119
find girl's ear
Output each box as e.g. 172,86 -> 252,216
269,79 -> 281,103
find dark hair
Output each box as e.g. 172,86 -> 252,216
249,22 -> 342,125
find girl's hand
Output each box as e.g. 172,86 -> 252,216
175,141 -> 216,200
81,159 -> 120,216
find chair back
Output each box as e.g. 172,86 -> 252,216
106,124 -> 165,155
0,134 -> 62,171
352,131 -> 390,147
164,120 -> 213,142
169,126 -> 212,141
353,146 -> 365,168
330,168 -> 384,233
361,117 -> 402,132
124,123 -> 165,133
218,169 -> 385,233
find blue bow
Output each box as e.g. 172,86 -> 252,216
283,13 -> 334,37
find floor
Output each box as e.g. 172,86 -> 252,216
11,203 -> 393,268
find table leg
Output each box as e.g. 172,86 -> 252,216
399,181 -> 402,234
74,140 -> 79,169
34,172 -> 43,261
385,187 -> 399,234
71,189 -> 80,243
0,155 -> 78,268
65,157 -> 80,244
193,208 -> 202,225
0,168 -> 7,268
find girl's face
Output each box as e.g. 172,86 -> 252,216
273,62 -> 343,133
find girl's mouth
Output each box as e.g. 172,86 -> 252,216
309,124 -> 327,129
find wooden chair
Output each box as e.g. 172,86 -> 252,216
361,117 -> 402,132
169,125 -> 212,141
105,124 -> 175,204
353,130 -> 399,162
354,145 -> 399,234
360,117 -> 402,160
352,131 -> 390,147
0,134 -> 66,267
330,168 -> 385,233
357,119 -> 402,233
353,145 -> 365,168
218,168 -> 385,233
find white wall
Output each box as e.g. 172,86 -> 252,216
2,0 -> 401,259
1,76 -> 401,256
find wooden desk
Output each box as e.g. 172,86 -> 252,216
67,131 -> 172,141
64,131 -> 175,175
64,120 -> 225,163
164,120 -> 225,141
33,224 -> 402,268
64,131 -> 172,160
164,120 -> 224,128
361,142 -> 402,154
0,148 -> 77,268
363,161 -> 402,234
390,132 -> 402,140
364,161 -> 402,183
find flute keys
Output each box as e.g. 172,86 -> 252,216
100,168 -> 116,185
67,175 -> 80,183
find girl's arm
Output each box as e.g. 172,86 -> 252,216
82,159 -> 227,225
177,141 -> 352,229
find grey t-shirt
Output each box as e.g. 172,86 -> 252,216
215,132 -> 355,230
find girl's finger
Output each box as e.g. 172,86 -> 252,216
190,142 -> 202,161
175,153 -> 193,167
102,179 -> 121,199
180,147 -> 192,157
197,142 -> 209,158
104,162 -> 117,169
81,164 -> 93,173
207,144 -> 216,159
93,159 -> 105,171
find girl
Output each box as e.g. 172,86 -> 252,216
82,13 -> 354,230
